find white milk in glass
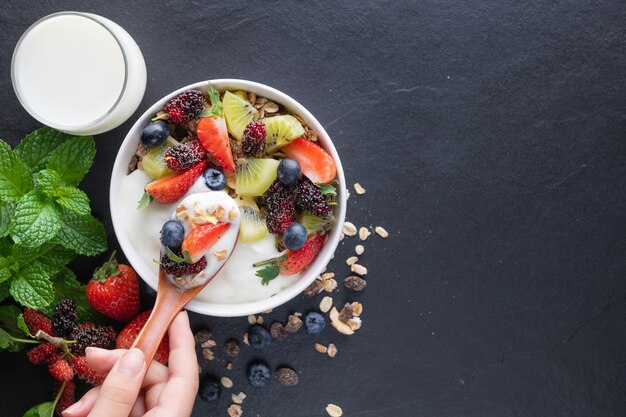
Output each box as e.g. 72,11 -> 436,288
11,12 -> 147,135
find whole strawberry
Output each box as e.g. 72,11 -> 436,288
86,252 -> 140,322
117,310 -> 169,365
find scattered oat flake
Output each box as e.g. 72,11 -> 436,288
214,249 -> 228,261
257,315 -> 264,324
315,343 -> 328,353
348,317 -> 362,331
351,302 -> 364,316
359,227 -> 371,241
327,343 -> 338,358
355,244 -> 364,255
375,226 -> 389,238
229,207 -> 238,220
354,183 -> 366,194
202,348 -> 214,360
226,362 -> 233,370
221,376 -> 234,388
242,332 -> 249,346
342,222 -> 357,236
351,264 -> 368,275
247,315 -> 256,325
320,296 -> 333,313
227,404 -> 243,417
326,404 -> 343,417
330,307 -> 354,335
346,256 -> 358,266
232,392 -> 246,404
322,278 -> 338,292
339,232 -> 345,241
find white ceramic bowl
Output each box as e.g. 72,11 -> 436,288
110,79 -> 346,317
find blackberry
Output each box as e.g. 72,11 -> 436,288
160,253 -> 208,276
165,140 -> 206,171
264,180 -> 295,234
296,177 -> 332,217
73,326 -> 116,355
164,89 -> 205,125
52,299 -> 77,336
242,121 -> 266,156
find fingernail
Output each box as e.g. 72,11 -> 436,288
62,399 -> 82,416
117,348 -> 144,377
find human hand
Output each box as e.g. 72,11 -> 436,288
62,311 -> 199,417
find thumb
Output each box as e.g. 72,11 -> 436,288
87,348 -> 147,417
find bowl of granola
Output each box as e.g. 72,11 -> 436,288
110,79 -> 346,317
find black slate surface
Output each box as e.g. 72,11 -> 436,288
1,0 -> 626,416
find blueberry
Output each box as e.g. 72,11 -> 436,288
282,222 -> 307,250
277,158 -> 301,187
198,375 -> 221,402
248,325 -> 272,350
203,168 -> 227,191
141,121 -> 170,148
247,362 -> 271,388
304,311 -> 325,334
160,220 -> 185,251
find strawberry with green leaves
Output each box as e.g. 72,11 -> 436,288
86,252 -> 140,322
196,84 -> 236,173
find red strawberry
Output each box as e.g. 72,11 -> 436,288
116,310 -> 169,365
145,159 -> 207,203
87,252 -> 140,322
196,85 -> 236,172
26,343 -> 57,365
48,354 -> 74,381
72,355 -> 105,386
23,308 -> 54,336
181,222 -> 230,262
55,380 -> 75,416
282,138 -> 337,184
280,233 -> 326,275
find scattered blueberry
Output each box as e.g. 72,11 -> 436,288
282,222 -> 307,250
277,158 -> 301,187
203,167 -> 227,191
248,325 -> 272,350
141,121 -> 170,148
304,311 -> 325,334
247,362 -> 271,388
198,375 -> 221,402
160,220 -> 185,251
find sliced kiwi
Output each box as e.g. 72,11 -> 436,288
141,136 -> 178,179
263,115 -> 305,152
223,91 -> 258,140
300,211 -> 335,235
235,158 -> 280,197
236,197 -> 268,243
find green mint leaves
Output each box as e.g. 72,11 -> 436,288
0,127 -> 107,311
253,254 -> 288,285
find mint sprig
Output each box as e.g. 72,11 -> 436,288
253,254 -> 288,285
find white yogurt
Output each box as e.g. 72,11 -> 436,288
120,170 -> 303,304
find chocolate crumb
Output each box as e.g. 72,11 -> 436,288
285,314 -> 303,333
344,276 -> 367,292
224,339 -> 240,358
270,322 -> 289,341
303,280 -> 323,298
275,367 -> 299,387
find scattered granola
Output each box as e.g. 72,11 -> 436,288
194,329 -> 212,345
330,307 -> 355,335
226,362 -> 233,370
338,303 -> 354,323
256,315 -> 264,324
346,256 -> 358,266
275,367 -> 299,387
351,264 -> 368,276
359,227 -> 371,241
320,296 -> 333,313
320,272 -> 338,292
326,404 -> 343,417
354,183 -> 366,194
224,339 -> 240,358
375,226 -> 389,238
231,392 -> 246,405
242,332 -> 249,346
327,343 -> 338,358
285,314 -> 303,333
213,249 -> 228,261
270,322 -> 289,342
247,315 -> 257,325
355,244 -> 365,255
315,343 -> 328,353
303,280 -> 323,298
351,302 -> 364,316
227,404 -> 243,417
344,276 -> 367,292
342,222 -> 357,236
221,376 -> 234,388
202,348 -> 215,360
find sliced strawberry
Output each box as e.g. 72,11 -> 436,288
282,138 -> 336,184
181,222 -> 230,262
280,233 -> 325,275
145,159 -> 207,203
197,117 -> 236,173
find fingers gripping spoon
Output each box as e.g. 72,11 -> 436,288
132,192 -> 240,364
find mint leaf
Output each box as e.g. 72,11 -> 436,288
45,268 -> 101,322
9,191 -> 61,247
15,126 -> 72,172
12,244 -> 74,275
316,182 -> 337,196
0,140 -> 33,202
10,264 -> 54,309
36,169 -> 61,196
46,136 -> 95,186
165,247 -> 193,263
16,314 -> 30,336
137,191 -> 153,210
0,281 -> 9,302
0,257 -> 14,283
54,186 -> 90,215
0,201 -> 13,237
0,305 -> 25,351
255,266 -> 280,285
22,402 -> 54,417
55,208 -> 107,256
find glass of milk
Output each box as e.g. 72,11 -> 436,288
11,12 -> 147,135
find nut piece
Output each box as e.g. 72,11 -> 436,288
320,296 -> 333,313
194,329 -> 212,344
351,264 -> 368,276
375,226 -> 389,238
231,392 -> 246,404
201,339 -> 216,349
359,227 -> 371,241
303,280 -> 323,298
327,343 -> 338,358
330,307 -> 354,335
315,343 -> 328,353
326,404 -> 343,417
346,256 -> 358,266
338,303 -> 354,323
354,183 -> 366,194
224,339 -> 240,358
355,245 -> 365,255
344,276 -> 367,292
351,302 -> 364,316
342,222 -> 357,236
270,322 -> 289,342
202,348 -> 214,360
285,314 -> 303,333
227,404 -> 243,417
275,367 -> 299,387
221,376 -> 233,388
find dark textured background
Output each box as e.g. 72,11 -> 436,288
1,0 -> 626,416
